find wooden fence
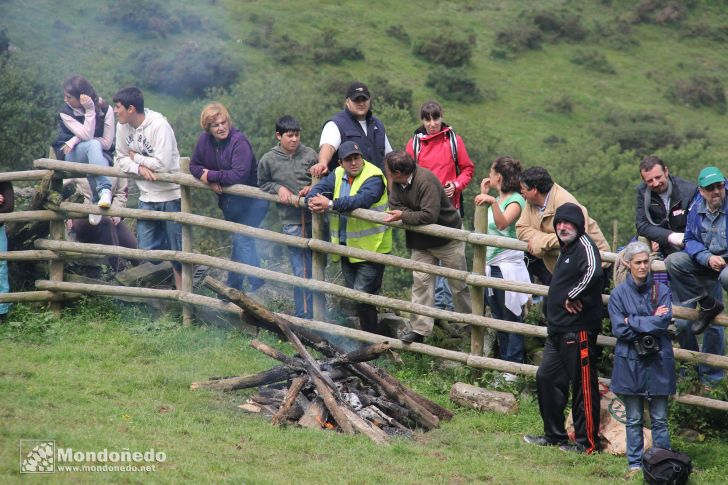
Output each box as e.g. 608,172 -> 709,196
0,159 -> 727,412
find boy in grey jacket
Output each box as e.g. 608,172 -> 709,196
258,116 -> 318,318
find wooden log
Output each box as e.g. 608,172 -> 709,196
340,406 -> 389,445
449,382 -> 519,414
324,342 -> 392,367
271,377 -> 308,425
297,398 -> 328,429
190,365 -> 298,391
179,157 -> 194,327
310,175 -> 327,321
48,175 -> 65,314
251,339 -> 301,368
351,363 -> 439,430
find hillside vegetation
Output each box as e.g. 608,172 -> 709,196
3,0 -> 728,245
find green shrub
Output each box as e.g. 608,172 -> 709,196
129,43 -> 241,97
494,25 -> 543,52
532,10 -> 588,41
0,28 -> 9,53
310,30 -> 364,65
570,49 -> 616,75
666,75 -> 726,112
632,0 -> 690,25
103,0 -> 182,37
386,24 -> 410,43
412,31 -> 473,67
544,95 -> 574,114
368,75 -> 413,111
426,67 -> 483,103
593,111 -> 684,154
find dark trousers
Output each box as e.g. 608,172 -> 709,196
537,330 -> 601,453
341,257 -> 385,335
73,217 -> 138,272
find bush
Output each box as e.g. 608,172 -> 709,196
310,30 -> 364,65
129,42 -> 241,97
426,67 -> 483,103
0,28 -> 8,54
666,75 -> 726,112
412,31 -> 473,67
386,24 -> 410,43
102,0 -> 204,38
632,0 -> 690,25
544,95 -> 574,114
593,111 -> 684,154
494,25 -> 543,52
532,10 -> 588,41
368,76 -> 413,111
570,49 -> 616,75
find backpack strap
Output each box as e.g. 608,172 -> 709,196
447,129 -> 460,176
413,135 -> 421,163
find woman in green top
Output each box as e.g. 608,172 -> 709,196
475,157 -> 531,370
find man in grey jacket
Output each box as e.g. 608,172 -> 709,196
258,116 -> 318,318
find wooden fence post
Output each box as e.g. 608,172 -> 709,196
470,205 -> 489,356
310,176 -> 326,321
48,173 -> 64,314
179,157 -> 193,327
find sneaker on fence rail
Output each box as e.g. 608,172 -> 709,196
97,189 -> 113,209
502,372 -> 518,383
88,213 -> 102,226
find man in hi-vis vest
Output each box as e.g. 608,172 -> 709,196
307,141 -> 392,336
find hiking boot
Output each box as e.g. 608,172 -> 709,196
400,331 -> 424,344
559,442 -> 586,453
523,435 -> 561,447
692,297 -> 724,335
97,189 -> 113,209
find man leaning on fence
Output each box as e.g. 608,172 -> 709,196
114,86 -> 183,289
258,115 -> 318,319
665,166 -> 728,386
383,150 -> 472,344
524,202 -> 603,455
306,141 -> 392,336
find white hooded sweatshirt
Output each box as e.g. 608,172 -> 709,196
115,109 -> 181,202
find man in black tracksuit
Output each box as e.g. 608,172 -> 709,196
525,202 -> 603,454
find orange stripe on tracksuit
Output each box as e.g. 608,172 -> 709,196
579,330 -> 597,454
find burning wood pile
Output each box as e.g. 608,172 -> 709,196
191,277 -> 453,444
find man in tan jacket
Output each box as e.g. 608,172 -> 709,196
516,167 -> 610,274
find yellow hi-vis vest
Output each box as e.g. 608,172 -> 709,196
330,161 -> 392,262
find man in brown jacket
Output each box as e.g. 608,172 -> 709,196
516,167 -> 610,274
384,151 -> 472,343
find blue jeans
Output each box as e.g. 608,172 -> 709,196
665,252 -> 726,383
137,199 -> 182,271
0,226 -> 10,315
65,139 -> 112,202
220,194 -> 268,291
620,394 -> 670,469
485,266 -> 525,363
435,274 -> 454,311
282,223 -> 312,318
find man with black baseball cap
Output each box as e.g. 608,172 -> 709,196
665,166 -> 727,385
311,81 -> 393,176
305,140 -> 393,336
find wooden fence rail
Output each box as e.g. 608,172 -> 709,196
0,160 -> 723,413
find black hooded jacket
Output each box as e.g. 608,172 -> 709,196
546,203 -> 604,334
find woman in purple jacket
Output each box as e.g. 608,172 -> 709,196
190,103 -> 268,292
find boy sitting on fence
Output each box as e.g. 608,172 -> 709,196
258,116 -> 318,318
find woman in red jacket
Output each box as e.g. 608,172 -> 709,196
405,100 -> 475,312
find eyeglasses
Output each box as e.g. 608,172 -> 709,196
703,182 -> 725,192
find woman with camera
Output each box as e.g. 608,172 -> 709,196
608,241 -> 675,477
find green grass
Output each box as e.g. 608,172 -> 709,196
1,299 -> 728,484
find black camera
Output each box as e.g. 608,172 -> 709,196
633,333 -> 661,358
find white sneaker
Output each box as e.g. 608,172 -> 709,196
88,213 -> 102,226
503,372 -> 518,383
97,189 -> 112,209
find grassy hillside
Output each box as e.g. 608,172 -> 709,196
3,0 -> 728,245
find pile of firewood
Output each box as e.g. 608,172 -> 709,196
191,277 -> 453,444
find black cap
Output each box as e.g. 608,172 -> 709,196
338,141 -> 363,160
346,82 -> 370,100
